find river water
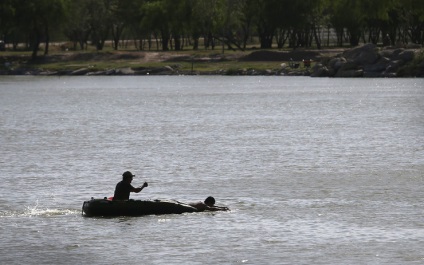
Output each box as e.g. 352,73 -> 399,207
0,76 -> 423,264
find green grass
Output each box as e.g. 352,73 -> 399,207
1,45 -> 316,74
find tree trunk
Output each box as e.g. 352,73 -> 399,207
31,38 -> 40,59
44,25 -> 50,55
348,28 -> 361,46
313,26 -> 321,49
259,33 -> 273,49
31,28 -> 41,60
335,27 -> 344,47
112,24 -> 124,50
161,35 -> 169,51
192,37 -> 199,50
174,35 -> 181,51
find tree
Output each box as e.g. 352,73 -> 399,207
219,0 -> 247,51
239,0 -> 256,49
189,0 -> 226,50
275,0 -> 323,49
328,0 -> 364,46
63,0 -> 91,50
0,0 -> 15,43
247,0 -> 280,49
400,0 -> 424,45
4,0 -> 424,54
305,0 -> 331,49
141,0 -> 170,50
86,0 -> 111,51
13,0 -> 66,58
359,0 -> 396,44
114,0 -> 148,50
109,0 -> 133,50
140,0 -> 195,51
168,0 -> 192,51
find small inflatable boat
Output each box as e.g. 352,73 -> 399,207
82,198 -> 197,217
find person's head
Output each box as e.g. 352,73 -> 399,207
204,196 -> 215,206
122,171 -> 135,182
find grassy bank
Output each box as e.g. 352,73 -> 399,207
2,45 -> 422,76
0,46 -> 317,75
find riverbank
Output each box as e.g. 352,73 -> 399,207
1,45 -> 423,77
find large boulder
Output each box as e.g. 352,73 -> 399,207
335,61 -> 360,77
393,50 -> 415,62
385,60 -> 405,73
328,57 -> 347,71
364,57 -> 391,73
310,63 -> 329,77
342,44 -> 380,65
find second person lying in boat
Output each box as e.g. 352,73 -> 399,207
189,196 -> 229,211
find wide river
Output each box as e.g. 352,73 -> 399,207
0,76 -> 423,264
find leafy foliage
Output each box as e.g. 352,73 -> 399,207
0,0 -> 423,57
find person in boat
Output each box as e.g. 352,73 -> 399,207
113,171 -> 148,200
189,196 -> 229,212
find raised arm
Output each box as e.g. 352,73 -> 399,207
132,182 -> 148,193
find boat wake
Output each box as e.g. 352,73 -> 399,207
0,203 -> 79,218
23,207 -> 79,217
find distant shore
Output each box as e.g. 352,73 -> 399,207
1,45 -> 423,77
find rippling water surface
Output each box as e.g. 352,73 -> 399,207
1,76 -> 423,264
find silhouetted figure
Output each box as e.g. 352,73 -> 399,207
189,196 -> 229,212
113,171 -> 148,200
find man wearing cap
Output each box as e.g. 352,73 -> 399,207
113,171 -> 148,200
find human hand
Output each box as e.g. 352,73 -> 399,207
143,182 -> 148,187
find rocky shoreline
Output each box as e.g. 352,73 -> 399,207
1,44 -> 423,77
311,44 -> 424,78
